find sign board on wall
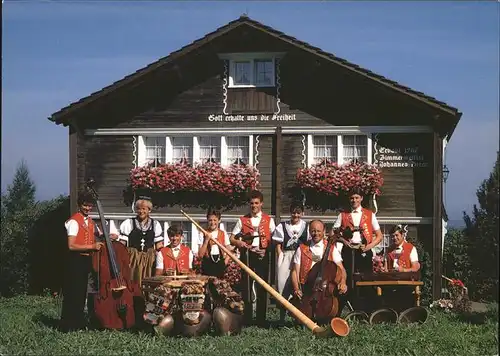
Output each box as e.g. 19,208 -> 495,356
373,133 -> 431,168
207,114 -> 297,122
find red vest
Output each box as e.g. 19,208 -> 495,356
161,244 -> 191,274
205,229 -> 226,256
298,239 -> 337,284
387,241 -> 414,269
340,208 -> 374,244
66,213 -> 95,250
240,213 -> 272,249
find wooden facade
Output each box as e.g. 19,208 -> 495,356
50,15 -> 461,300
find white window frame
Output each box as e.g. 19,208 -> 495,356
220,53 -> 281,88
138,135 -> 254,168
307,134 -> 373,167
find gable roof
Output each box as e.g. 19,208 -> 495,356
49,14 -> 462,136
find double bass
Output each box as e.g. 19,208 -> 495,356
297,230 -> 343,324
86,179 -> 136,329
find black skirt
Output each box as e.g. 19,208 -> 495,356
201,254 -> 226,278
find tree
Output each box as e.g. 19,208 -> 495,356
442,228 -> 471,286
2,160 -> 36,219
463,150 -> 499,302
1,161 -> 38,296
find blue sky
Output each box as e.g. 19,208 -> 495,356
2,1 -> 499,222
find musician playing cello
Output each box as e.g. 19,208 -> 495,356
333,189 -> 382,292
291,220 -> 347,303
230,190 -> 276,327
198,209 -> 231,278
60,191 -> 104,332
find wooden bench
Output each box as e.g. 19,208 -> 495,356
355,280 -> 424,306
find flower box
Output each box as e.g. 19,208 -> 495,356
294,160 -> 384,211
124,162 -> 259,210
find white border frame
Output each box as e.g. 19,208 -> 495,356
136,135 -> 254,168
85,126 -> 433,136
218,52 -> 285,89
306,134 -> 373,167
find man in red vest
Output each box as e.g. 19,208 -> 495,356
333,189 -> 383,295
230,190 -> 276,327
155,225 -> 194,275
291,220 -> 348,303
385,225 -> 420,272
60,191 -> 104,332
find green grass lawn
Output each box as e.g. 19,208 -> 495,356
0,295 -> 498,356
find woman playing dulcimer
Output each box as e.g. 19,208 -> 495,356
117,196 -> 166,326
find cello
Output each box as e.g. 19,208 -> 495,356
297,229 -> 343,324
86,179 -> 136,329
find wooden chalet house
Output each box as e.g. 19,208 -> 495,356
49,15 -> 462,299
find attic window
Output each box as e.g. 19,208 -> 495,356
223,53 -> 279,88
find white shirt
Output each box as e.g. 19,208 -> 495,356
292,240 -> 343,268
65,216 -> 118,237
272,219 -> 310,247
118,218 -> 167,246
155,245 -> 194,270
198,229 -> 230,255
392,243 -> 419,268
333,206 -> 380,244
231,211 -> 276,247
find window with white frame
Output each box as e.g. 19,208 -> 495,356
171,137 -> 193,165
138,136 -> 254,168
254,59 -> 274,86
312,135 -> 338,164
199,136 -> 221,163
229,58 -> 275,88
342,135 -> 368,163
226,136 -> 250,165
144,137 -> 165,167
233,61 -> 251,86
307,134 -> 372,166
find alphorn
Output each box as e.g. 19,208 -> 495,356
180,209 -> 349,337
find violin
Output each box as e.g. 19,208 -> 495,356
296,230 -> 343,324
86,179 -> 136,329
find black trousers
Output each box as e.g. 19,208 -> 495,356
60,253 -> 92,332
240,249 -> 269,325
340,246 -> 373,311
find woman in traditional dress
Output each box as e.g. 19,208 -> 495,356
118,197 -> 166,326
272,202 -> 309,323
197,209 -> 231,278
